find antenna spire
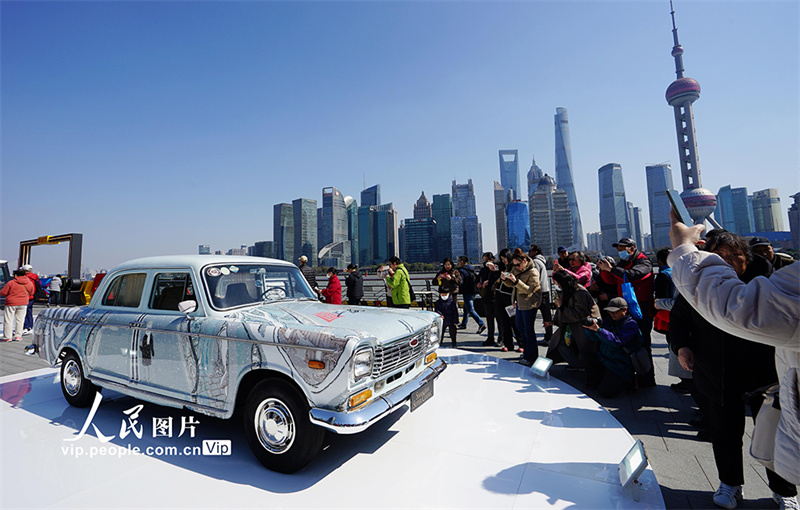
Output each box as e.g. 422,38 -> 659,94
670,0 -> 685,79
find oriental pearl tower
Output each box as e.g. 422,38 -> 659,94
665,1 -> 721,228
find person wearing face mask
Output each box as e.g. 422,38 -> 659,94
597,238 -> 656,387
434,287 -> 459,348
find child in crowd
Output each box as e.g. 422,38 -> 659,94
434,287 -> 459,348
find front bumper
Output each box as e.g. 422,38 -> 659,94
309,357 -> 447,434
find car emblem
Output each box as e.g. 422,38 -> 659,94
409,338 -> 419,347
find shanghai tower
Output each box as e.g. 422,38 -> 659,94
665,1 -> 719,227
554,107 -> 584,249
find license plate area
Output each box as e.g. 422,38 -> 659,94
410,380 -> 434,412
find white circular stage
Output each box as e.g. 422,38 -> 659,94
1,350 -> 664,509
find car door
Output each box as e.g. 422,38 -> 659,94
136,270 -> 205,403
86,271 -> 148,387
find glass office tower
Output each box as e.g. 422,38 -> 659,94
293,198 -> 318,266
432,194 -> 452,261
645,163 -> 674,251
598,163 -> 629,254
555,107 -> 585,249
506,201 -> 531,252
273,203 -> 294,262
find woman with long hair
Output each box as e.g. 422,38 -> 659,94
500,248 -> 541,367
494,248 -> 521,352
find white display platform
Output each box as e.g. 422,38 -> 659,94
0,350 -> 665,509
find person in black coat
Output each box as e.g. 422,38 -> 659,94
434,287 -> 459,348
670,232 -> 796,508
344,264 -> 364,306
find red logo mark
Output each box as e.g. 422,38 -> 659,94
409,338 -> 419,347
315,312 -> 342,323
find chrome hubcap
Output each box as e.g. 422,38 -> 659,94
63,360 -> 82,396
254,398 -> 295,454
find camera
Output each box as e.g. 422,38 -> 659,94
582,317 -> 602,327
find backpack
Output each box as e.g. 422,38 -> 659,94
33,278 -> 47,301
401,267 -> 416,303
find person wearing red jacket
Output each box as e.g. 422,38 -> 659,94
320,268 -> 342,305
1,269 -> 35,341
598,238 -> 656,387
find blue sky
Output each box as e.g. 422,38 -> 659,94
2,0 -> 798,275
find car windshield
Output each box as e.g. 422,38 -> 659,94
203,263 -> 317,310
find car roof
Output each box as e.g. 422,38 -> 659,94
110,255 -> 297,273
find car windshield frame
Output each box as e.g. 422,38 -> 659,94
202,263 -> 318,310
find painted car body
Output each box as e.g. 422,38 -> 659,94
33,255 -> 445,435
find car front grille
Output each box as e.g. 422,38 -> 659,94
373,330 -> 429,378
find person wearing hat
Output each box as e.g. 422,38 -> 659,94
597,238 -> 656,387
297,255 -> 319,293
1,269 -> 35,341
583,297 -> 641,398
749,237 -> 794,271
556,246 -> 570,268
20,264 -> 40,334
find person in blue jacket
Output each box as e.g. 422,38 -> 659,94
583,297 -> 640,398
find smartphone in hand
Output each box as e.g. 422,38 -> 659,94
667,189 -> 694,226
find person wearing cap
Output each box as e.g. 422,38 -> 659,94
1,269 -> 35,341
556,246 -> 570,268
597,238 -> 656,386
297,255 -> 319,293
750,237 -> 794,271
583,297 -> 640,398
21,264 -> 40,334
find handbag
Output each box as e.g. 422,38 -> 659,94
621,274 -> 643,319
750,384 -> 780,471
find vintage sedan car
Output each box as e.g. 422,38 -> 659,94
33,255 -> 446,473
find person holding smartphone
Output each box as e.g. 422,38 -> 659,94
500,248 -> 541,367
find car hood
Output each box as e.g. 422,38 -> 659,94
225,300 -> 439,342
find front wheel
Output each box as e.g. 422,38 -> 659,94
243,379 -> 324,473
60,352 -> 98,408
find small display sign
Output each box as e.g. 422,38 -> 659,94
410,380 -> 434,412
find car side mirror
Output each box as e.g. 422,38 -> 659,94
178,300 -> 197,315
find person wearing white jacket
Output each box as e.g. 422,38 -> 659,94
667,211 -> 799,510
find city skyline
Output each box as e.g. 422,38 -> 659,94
2,1 -> 797,275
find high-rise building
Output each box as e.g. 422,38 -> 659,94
345,196 -> 359,266
587,232 -> 603,253
499,150 -> 520,200
404,217 -> 437,263
451,179 -> 482,261
527,156 -> 544,194
529,174 -> 572,257
450,216 -> 482,262
432,194 -> 452,261
554,107 -> 585,249
506,201 -> 530,252
198,245 -> 211,255
253,241 -> 275,259
665,4 -> 719,227
627,202 -> 644,249
413,192 -> 432,219
361,185 -> 381,208
320,187 -> 347,248
645,163 -> 674,251
273,203 -> 294,262
598,163 -> 630,254
493,181 -> 509,251
357,203 -> 398,265
715,185 -> 755,234
752,188 -> 784,232
293,198 -> 318,266
788,192 -> 800,250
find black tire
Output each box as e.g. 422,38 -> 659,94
243,379 -> 324,473
60,352 -> 98,408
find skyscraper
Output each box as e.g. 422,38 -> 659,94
320,187 -> 347,248
751,188 -> 784,232
598,163 -> 630,254
404,217 -> 436,263
345,196 -> 359,265
413,192 -> 432,219
788,192 -> 800,250
665,3 -> 719,228
451,179 -> 482,261
357,203 -> 398,265
198,245 -> 211,255
527,156 -> 544,194
645,163 -> 674,251
506,201 -> 530,252
554,107 -> 585,249
627,203 -> 644,249
715,185 -> 755,234
499,150 -> 520,200
273,203 -> 294,262
293,198 -> 317,266
361,185 -> 381,208
493,181 -> 509,251
432,194 -> 452,261
529,174 -> 572,257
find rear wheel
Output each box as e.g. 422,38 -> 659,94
60,352 -> 98,408
243,379 -> 324,473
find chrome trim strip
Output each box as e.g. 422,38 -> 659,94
36,315 -> 338,353
309,358 -> 446,434
89,376 -> 224,415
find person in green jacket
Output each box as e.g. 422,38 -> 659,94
384,256 -> 411,308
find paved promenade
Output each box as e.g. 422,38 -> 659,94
0,305 -> 779,509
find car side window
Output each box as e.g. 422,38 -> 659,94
102,273 -> 147,308
149,272 -> 196,311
